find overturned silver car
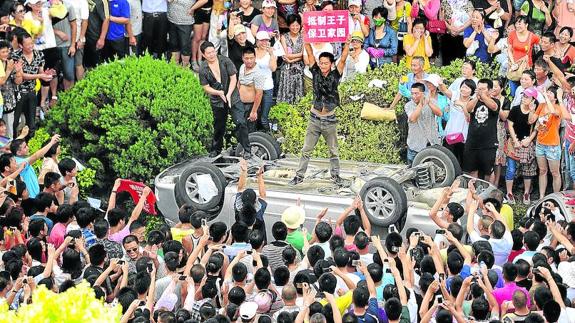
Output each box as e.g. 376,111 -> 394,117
154,132 -> 498,237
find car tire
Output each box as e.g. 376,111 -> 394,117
412,146 -> 459,188
236,132 -> 280,160
175,163 -> 228,217
359,177 -> 408,228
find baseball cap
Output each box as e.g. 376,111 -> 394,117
234,24 -> 247,36
262,0 -> 277,8
281,206 -> 305,229
253,291 -> 273,313
423,74 -> 442,87
348,0 -> 361,7
523,87 -> 538,99
239,301 -> 258,320
351,31 -> 364,42
256,30 -> 271,40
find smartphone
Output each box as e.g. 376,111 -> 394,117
419,236 -> 425,242
413,232 -> 421,237
118,260 -> 125,265
383,259 -> 389,263
22,278 -> 27,284
201,219 -> 207,227
436,295 -> 443,304
147,263 -> 153,273
409,249 -> 415,257
323,267 -> 333,273
139,301 -> 146,306
435,229 -> 446,235
351,260 -> 359,266
391,246 -> 400,253
299,224 -> 304,230
246,250 -> 253,255
439,273 -> 445,281
179,275 -> 187,281
388,225 -> 397,234
385,268 -> 392,273
533,268 -> 541,275
208,236 -> 214,241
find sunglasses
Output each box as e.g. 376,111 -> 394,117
126,247 -> 138,253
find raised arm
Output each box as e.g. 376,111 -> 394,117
336,38 -> 351,75
27,134 -> 60,165
304,42 -> 315,68
256,166 -> 266,199
429,187 -> 452,229
126,186 -> 151,227
237,159 -> 248,192
106,179 -> 122,214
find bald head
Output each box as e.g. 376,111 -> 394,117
282,284 -> 297,304
512,289 -> 528,309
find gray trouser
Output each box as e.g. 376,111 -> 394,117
296,114 -> 340,178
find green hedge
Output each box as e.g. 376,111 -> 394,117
270,58 -> 499,163
45,55 -> 212,188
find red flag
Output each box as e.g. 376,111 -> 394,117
116,179 -> 158,215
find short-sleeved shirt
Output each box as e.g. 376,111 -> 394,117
464,26 -> 492,63
95,238 -> 124,259
508,30 -> 539,67
507,106 -> 532,140
466,99 -> 499,149
310,63 -> 342,113
108,225 -> 130,244
402,34 -> 432,70
87,0 -> 110,41
238,64 -> 265,91
64,0 -> 89,42
14,156 -> 40,198
250,15 -> 279,34
107,0 -> 130,40
10,49 -> 44,94
535,103 -> 561,146
199,56 -> 241,108
404,100 -> 441,152
167,0 -> 194,25
54,3 -> 77,48
285,230 -> 312,253
127,0 -> 142,36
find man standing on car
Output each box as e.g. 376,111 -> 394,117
463,78 -> 499,182
404,81 -> 442,165
198,41 -> 251,158
288,37 -> 351,186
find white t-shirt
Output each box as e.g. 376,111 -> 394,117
341,50 -> 369,82
255,53 -> 274,91
64,0 -> 89,42
469,230 -> 513,267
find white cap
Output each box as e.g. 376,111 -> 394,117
239,301 -> 258,320
423,74 -> 442,87
348,0 -> 362,7
256,31 -> 271,40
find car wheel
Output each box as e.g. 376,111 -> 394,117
237,132 -> 280,160
360,177 -> 408,228
412,146 -> 459,188
175,163 -> 227,217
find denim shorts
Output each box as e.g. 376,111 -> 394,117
168,22 -> 192,56
535,143 -> 562,161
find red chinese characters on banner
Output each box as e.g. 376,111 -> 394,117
303,10 -> 349,43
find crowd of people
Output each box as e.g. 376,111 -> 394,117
0,0 -> 575,322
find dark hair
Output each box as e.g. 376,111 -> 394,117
523,69 -> 536,81
314,221 -> 332,243
231,221 -> 249,242
282,246 -> 297,265
286,14 -> 301,27
273,266 -> 290,286
88,244 -> 107,266
57,158 -> 76,177
560,26 -> 574,38
43,172 -> 61,188
446,202 -> 465,222
76,207 -> 95,229
129,220 -> 145,233
511,229 -> 524,251
178,204 -> 195,224
254,268 -> 271,290
515,15 -> 529,25
135,271 -> 151,294
524,231 -> 540,251
447,223 -> 464,241
9,139 -> 25,155
541,31 -> 557,43
460,78 -> 477,93
318,51 -> 335,63
122,234 -> 139,246
478,78 -> 493,90
42,139 -> 59,158
35,192 -> 56,213
447,251 -> 464,275
307,245 -> 325,267
515,259 -> 531,277
412,17 -> 426,29
200,41 -> 215,54
62,249 -> 83,279
352,286 -> 370,307
471,297 -> 490,320
329,235 -> 344,252
108,208 -> 128,227
249,229 -> 265,249
0,153 -> 13,174
232,262 -> 247,282
272,221 -> 288,241
502,262 -> 518,282
333,248 -> 350,267
209,221 -> 227,243
372,6 -> 388,20
384,297 -> 403,320
411,82 -> 426,92
242,46 -> 256,56
28,217 -> 46,237
463,59 -> 477,71
317,273 -> 337,293
26,238 -> 44,262
533,286 -> 553,310
228,286 -> 246,305
490,220 -> 506,239
343,215 -> 361,235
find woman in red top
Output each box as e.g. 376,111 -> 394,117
507,16 -> 540,96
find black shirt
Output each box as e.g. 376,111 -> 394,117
466,99 -> 499,149
239,8 -> 261,27
508,105 -> 533,140
87,0 -> 109,41
199,56 -> 241,108
310,63 -> 342,113
228,39 -> 254,71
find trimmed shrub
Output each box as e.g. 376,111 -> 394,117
45,55 -> 212,187
271,58 -> 499,163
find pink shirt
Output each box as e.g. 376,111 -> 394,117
493,282 -> 531,308
49,222 -> 67,249
109,226 -> 130,244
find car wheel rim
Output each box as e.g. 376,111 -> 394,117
420,156 -> 447,184
184,173 -> 213,204
251,143 -> 271,160
364,187 -> 396,220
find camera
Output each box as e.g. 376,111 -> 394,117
435,229 -> 446,234
439,273 -> 445,281
436,295 -> 443,304
246,250 -> 253,255
179,275 -> 187,281
351,260 -> 359,266
147,263 -> 153,272
118,260 -> 125,265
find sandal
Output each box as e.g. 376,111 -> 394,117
49,96 -> 58,108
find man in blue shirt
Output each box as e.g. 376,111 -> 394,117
29,192 -> 58,234
104,0 -> 130,59
10,134 -> 60,198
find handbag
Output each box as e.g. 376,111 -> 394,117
427,20 -> 447,34
444,104 -> 468,144
398,7 -> 408,40
506,33 -> 532,81
504,137 -> 520,161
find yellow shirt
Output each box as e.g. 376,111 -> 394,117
440,245 -> 474,263
170,227 -> 194,243
392,2 -> 412,31
500,204 -> 514,230
403,34 -> 431,71
319,290 -> 353,315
